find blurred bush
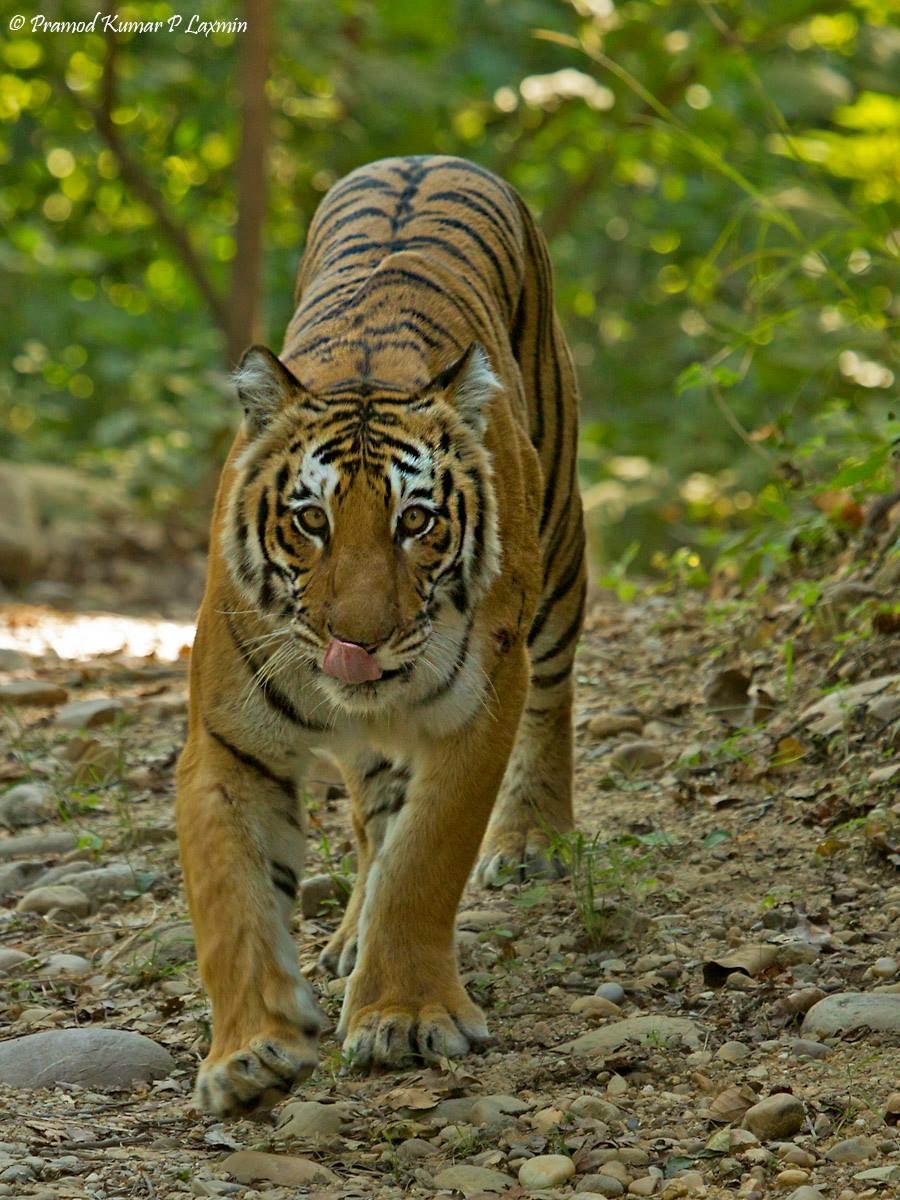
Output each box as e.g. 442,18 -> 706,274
1,0 -> 897,569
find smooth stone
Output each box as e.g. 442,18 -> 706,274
518,1154 -> 576,1188
559,1014 -> 703,1056
802,991 -> 900,1038
17,884 -> 91,917
274,1100 -> 348,1139
871,956 -> 898,979
743,1094 -> 805,1140
0,1029 -> 174,1088
31,860 -> 92,888
609,741 -> 665,771
577,1178 -> 626,1197
786,1189 -> 825,1200
0,784 -> 55,830
222,1152 -> 336,1187
717,1040 -> 751,1063
395,1137 -> 434,1162
53,864 -> 142,902
789,1038 -> 830,1060
0,649 -> 29,669
776,1169 -> 809,1188
852,1165 -> 900,1182
54,698 -> 123,729
596,982 -> 626,1004
432,1164 -> 514,1194
0,861 -> 43,898
628,1178 -> 659,1197
572,995 -> 622,1018
299,872 -> 344,918
38,953 -> 92,977
432,1096 -> 478,1122
0,681 -> 68,706
0,948 -> 31,974
0,832 -> 76,861
588,714 -> 643,737
570,1094 -> 623,1122
457,909 -> 508,931
470,1094 -> 530,1126
824,1135 -> 877,1163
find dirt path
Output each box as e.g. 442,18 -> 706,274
0,583 -> 898,1200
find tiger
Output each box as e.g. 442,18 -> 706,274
176,154 -> 586,1115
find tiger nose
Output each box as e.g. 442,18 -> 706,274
326,625 -> 391,653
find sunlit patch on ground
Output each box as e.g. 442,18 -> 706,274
0,605 -> 195,662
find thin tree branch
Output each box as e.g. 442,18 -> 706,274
226,0 -> 273,366
65,12 -> 229,340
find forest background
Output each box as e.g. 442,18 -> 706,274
1,0 -> 897,584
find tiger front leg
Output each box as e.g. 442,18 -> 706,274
338,650 -> 528,1067
176,728 -> 325,1116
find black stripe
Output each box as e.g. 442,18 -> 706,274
420,619 -> 473,705
205,721 -> 295,799
528,533 -> 586,647
530,663 -> 574,689
363,757 -> 392,780
223,614 -> 327,731
531,581 -> 586,665
271,860 -> 298,901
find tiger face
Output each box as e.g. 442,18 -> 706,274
221,344 -> 501,714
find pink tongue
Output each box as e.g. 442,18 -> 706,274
322,639 -> 383,684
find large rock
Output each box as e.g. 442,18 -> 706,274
432,1164 -> 514,1195
222,1151 -> 337,1187
0,463 -> 43,583
800,674 -> 899,736
519,1154 -> 576,1188
802,992 -> 900,1039
17,884 -> 91,917
0,832 -> 76,861
0,948 -> 32,974
53,863 -> 145,903
0,861 -> 44,898
0,680 -> 68,706
558,1015 -> 703,1056
0,1029 -> 174,1088
274,1099 -> 350,1139
0,783 -> 55,830
54,698 -> 124,730
743,1094 -> 805,1140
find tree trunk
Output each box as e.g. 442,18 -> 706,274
226,0 -> 273,367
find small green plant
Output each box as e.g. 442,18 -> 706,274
552,829 -> 669,946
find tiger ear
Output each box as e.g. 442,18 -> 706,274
429,343 -> 500,435
233,345 -> 304,435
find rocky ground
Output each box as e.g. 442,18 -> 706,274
0,553 -> 898,1200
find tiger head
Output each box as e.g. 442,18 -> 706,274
221,344 -> 502,714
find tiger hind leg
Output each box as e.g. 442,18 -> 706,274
475,564 -> 585,888
318,752 -> 409,978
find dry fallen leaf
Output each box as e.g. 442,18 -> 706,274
377,1086 -> 440,1111
708,1084 -> 758,1124
703,943 -> 780,987
704,668 -> 751,726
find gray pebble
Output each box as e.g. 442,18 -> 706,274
595,982 -> 626,1004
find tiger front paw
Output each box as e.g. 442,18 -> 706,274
194,1028 -> 320,1116
475,826 -> 567,888
338,986 -> 490,1068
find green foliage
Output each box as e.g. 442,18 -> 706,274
1,0 -> 897,555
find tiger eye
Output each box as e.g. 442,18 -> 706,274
296,505 -> 328,535
399,505 -> 433,537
